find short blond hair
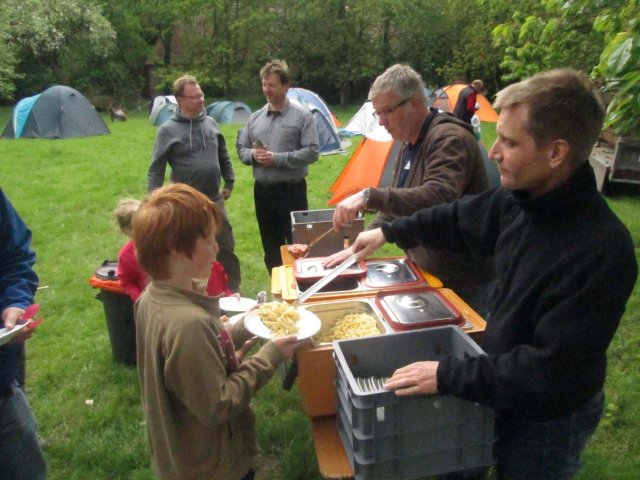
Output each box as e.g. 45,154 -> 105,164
173,75 -> 198,97
133,184 -> 222,280
114,198 -> 141,233
494,69 -> 604,167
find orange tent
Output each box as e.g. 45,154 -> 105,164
429,85 -> 498,122
328,128 -> 401,206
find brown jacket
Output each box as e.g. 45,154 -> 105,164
135,281 -> 285,480
368,112 -> 494,294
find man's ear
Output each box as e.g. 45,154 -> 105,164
548,139 -> 570,169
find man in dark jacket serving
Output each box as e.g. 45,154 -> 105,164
346,69 -> 638,479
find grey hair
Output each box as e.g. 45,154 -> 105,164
369,64 -> 425,101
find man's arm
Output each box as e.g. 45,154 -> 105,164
0,189 -> 38,320
147,129 -> 172,192
217,131 -> 234,198
272,111 -> 320,169
367,132 -> 477,219
236,121 -> 256,166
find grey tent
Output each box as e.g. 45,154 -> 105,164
206,101 -> 252,124
2,85 -> 110,139
149,103 -> 178,126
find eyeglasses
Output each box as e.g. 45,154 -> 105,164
181,93 -> 204,100
373,97 -> 412,119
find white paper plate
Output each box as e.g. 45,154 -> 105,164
0,322 -> 28,346
244,307 -> 321,340
219,296 -> 257,313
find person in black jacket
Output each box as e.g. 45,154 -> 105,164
453,79 -> 484,123
347,69 -> 638,480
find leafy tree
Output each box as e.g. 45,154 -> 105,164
492,0 -> 606,81
438,0 -> 511,94
7,0 -> 116,96
0,4 -> 18,101
593,0 -> 640,137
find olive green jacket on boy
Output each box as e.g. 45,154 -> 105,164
135,281 -> 285,480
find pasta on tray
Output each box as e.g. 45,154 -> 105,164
316,313 -> 379,342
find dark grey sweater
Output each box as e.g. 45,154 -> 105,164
148,109 -> 234,200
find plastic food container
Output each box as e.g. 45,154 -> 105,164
375,287 -> 464,331
333,326 -> 496,479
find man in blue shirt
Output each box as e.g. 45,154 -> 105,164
0,187 -> 46,479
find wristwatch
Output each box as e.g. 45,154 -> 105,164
362,188 -> 371,207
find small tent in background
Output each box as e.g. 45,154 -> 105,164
206,101 -> 252,124
150,95 -> 177,115
149,103 -> 178,126
342,88 -> 434,137
341,101 -> 377,137
429,85 -> 498,122
328,126 -> 401,205
287,87 -> 344,154
1,85 -> 110,139
287,87 -> 341,127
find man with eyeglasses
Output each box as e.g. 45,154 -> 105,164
237,60 -> 319,274
327,64 -> 493,315
148,75 -> 241,292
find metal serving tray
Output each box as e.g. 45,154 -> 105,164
304,298 -> 392,347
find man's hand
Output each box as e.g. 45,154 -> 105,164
222,188 -> 232,200
384,361 -> 439,396
2,307 -> 37,344
322,246 -> 355,269
351,228 -> 386,259
323,229 -> 386,268
333,190 -> 365,231
2,307 -> 23,330
253,147 -> 275,168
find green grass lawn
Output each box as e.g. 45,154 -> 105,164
0,107 -> 638,479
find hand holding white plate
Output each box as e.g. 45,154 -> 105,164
244,307 -> 321,340
0,322 -> 28,346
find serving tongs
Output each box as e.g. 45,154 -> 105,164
280,254 -> 358,391
295,253 -> 358,305
301,225 -> 335,258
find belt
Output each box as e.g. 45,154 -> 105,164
256,179 -> 304,188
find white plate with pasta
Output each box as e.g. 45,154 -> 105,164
244,302 -> 321,340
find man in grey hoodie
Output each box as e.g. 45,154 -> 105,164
148,75 -> 241,292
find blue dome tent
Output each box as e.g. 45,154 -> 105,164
286,87 -> 342,155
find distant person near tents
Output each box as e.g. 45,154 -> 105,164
147,75 -> 241,293
236,59 -> 320,274
453,79 -> 484,124
325,64 -> 494,315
